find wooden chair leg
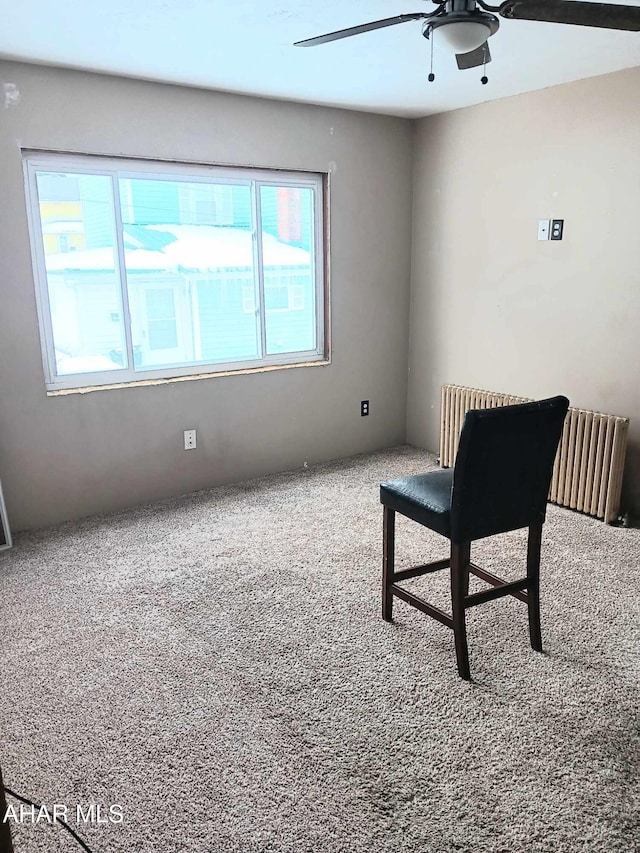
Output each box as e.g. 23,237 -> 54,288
527,522 -> 543,651
382,506 -> 395,622
0,764 -> 15,853
450,541 -> 471,680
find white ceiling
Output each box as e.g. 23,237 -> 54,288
1,0 -> 639,117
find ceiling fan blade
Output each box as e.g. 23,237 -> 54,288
456,42 -> 492,69
499,0 -> 640,30
294,13 -> 430,46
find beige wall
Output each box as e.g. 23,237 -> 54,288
408,67 -> 640,516
3,59 -> 639,531
0,61 -> 414,530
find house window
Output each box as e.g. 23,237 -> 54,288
265,285 -> 290,312
145,288 -> 178,351
24,153 -> 327,391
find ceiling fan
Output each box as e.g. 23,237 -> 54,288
294,0 -> 640,79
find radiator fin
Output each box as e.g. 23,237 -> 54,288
439,384 -> 629,524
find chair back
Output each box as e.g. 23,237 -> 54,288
450,396 -> 569,543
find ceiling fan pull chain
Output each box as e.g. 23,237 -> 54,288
481,44 -> 488,84
428,26 -> 435,81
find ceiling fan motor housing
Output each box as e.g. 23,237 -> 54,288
450,0 -> 483,11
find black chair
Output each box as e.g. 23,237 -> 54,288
380,396 -> 569,680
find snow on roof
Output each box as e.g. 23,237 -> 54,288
45,224 -> 310,273
43,220 -> 86,235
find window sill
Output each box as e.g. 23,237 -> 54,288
46,358 -> 331,396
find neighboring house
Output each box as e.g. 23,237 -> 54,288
40,201 -> 86,255
44,223 -> 315,374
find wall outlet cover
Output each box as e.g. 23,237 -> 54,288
550,219 -> 564,240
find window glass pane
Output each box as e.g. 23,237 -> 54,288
35,171 -> 127,375
119,177 -> 259,369
260,186 -> 316,355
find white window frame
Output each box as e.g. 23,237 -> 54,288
24,152 -> 327,391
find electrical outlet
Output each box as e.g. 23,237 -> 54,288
361,400 -> 369,417
184,429 -> 197,450
550,219 -> 564,240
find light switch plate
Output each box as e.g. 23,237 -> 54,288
537,219 -> 550,241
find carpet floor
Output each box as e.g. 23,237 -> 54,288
0,446 -> 638,853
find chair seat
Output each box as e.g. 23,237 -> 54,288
380,469 -> 454,539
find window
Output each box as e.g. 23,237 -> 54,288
24,153 -> 327,390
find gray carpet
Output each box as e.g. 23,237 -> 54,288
0,446 -> 638,853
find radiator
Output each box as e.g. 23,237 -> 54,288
439,384 -> 629,524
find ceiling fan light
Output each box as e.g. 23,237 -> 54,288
437,21 -> 491,53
